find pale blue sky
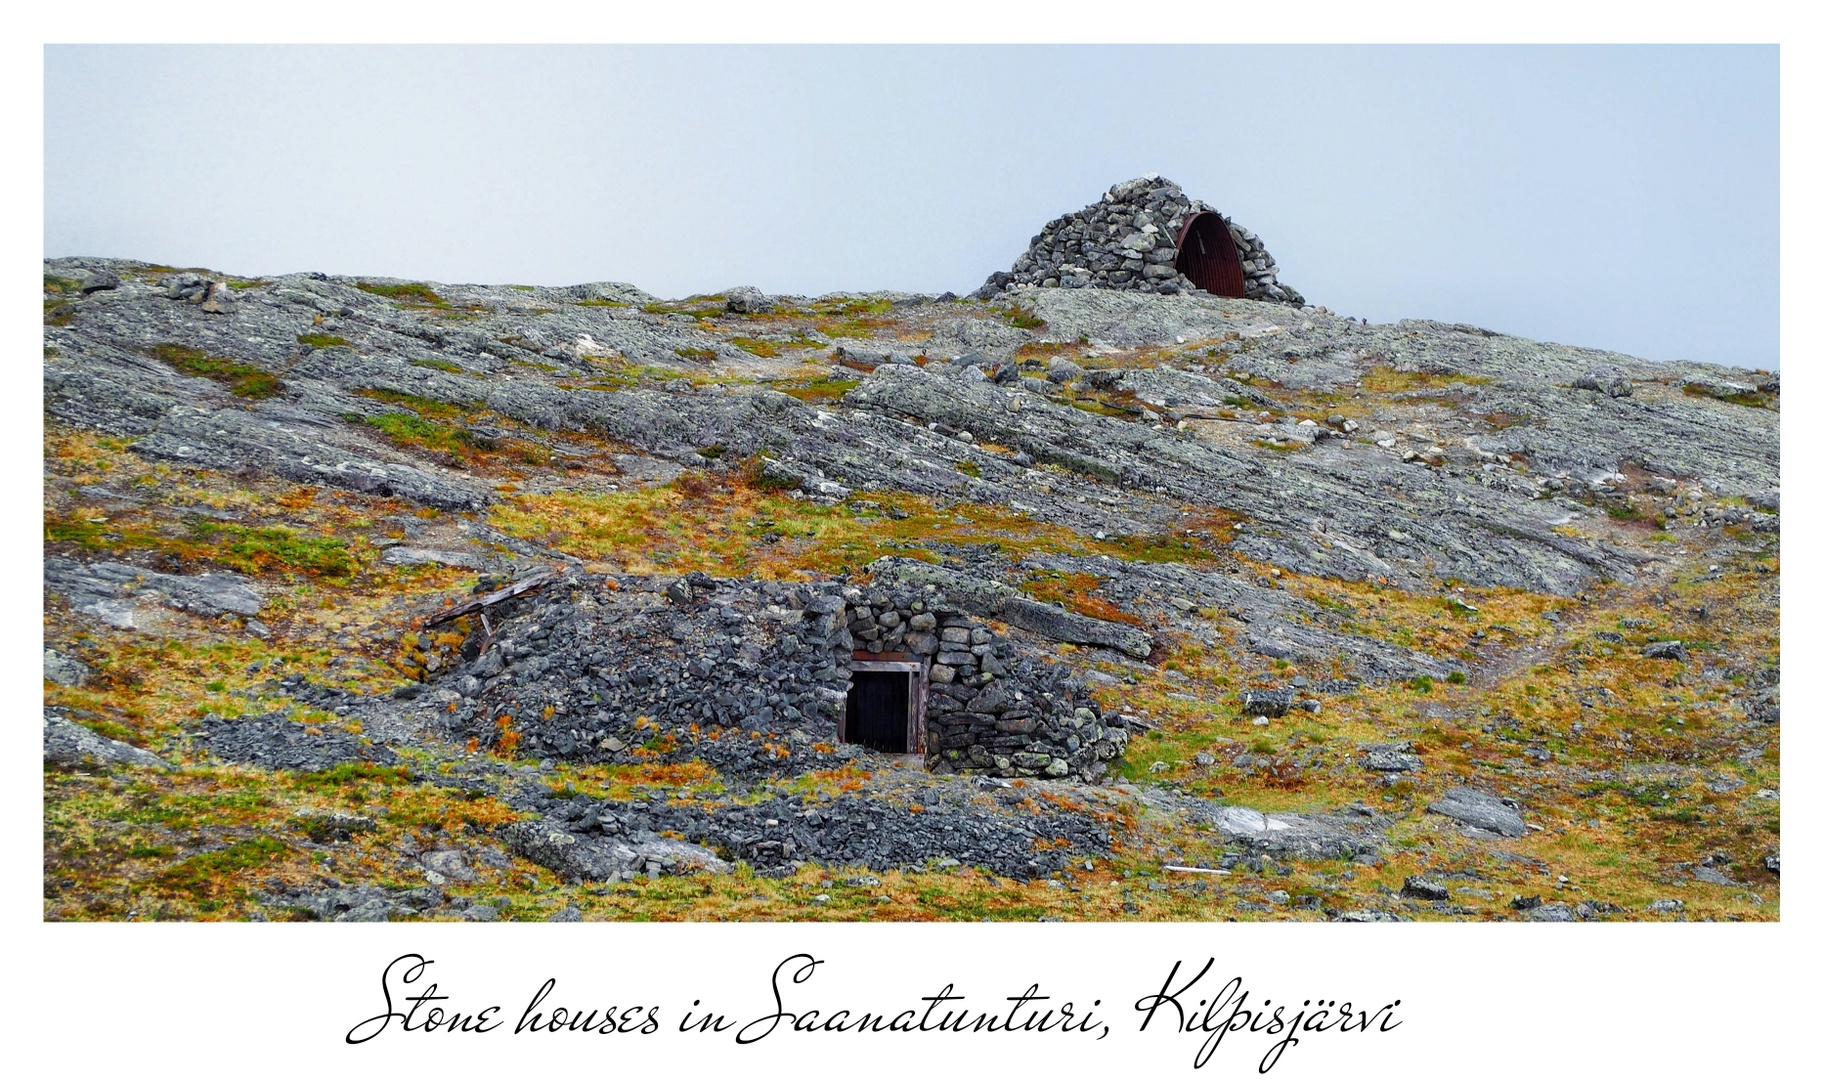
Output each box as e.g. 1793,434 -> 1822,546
45,45 -> 1778,369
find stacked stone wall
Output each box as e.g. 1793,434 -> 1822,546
976,174 -> 1304,305
441,570 -> 1127,782
841,581 -> 1130,781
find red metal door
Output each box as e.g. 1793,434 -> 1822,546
1174,212 -> 1247,297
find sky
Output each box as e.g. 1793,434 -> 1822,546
43,45 -> 1779,369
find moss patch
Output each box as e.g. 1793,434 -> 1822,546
149,344 -> 284,400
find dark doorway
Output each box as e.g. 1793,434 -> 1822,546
846,670 -> 911,753
1173,212 -> 1247,298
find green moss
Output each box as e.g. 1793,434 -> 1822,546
776,377 -> 860,403
730,337 -> 782,358
643,299 -> 728,321
361,411 -> 489,458
44,274 -> 86,294
955,460 -> 982,478
187,521 -> 356,579
674,347 -> 718,362
1408,675 -> 1436,694
1004,303 -> 1046,330
354,388 -> 474,420
1447,671 -> 1468,685
355,281 -> 447,306
1683,383 -> 1770,409
149,344 -> 285,399
156,837 -> 288,897
297,333 -> 352,349
409,358 -> 466,374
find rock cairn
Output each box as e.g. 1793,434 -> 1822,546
975,174 -> 1303,304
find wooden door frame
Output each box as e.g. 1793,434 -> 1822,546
842,658 -> 927,754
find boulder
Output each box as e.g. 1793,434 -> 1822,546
1427,786 -> 1527,837
724,286 -> 773,314
1572,367 -> 1633,397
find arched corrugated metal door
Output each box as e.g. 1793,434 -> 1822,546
1174,211 -> 1247,297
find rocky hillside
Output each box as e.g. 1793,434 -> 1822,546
43,257 -> 1779,922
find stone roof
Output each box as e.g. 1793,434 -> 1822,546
975,174 -> 1304,305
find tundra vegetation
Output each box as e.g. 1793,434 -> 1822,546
42,258 -> 1778,923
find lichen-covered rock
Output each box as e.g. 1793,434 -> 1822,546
1428,786 -> 1527,837
43,712 -> 172,771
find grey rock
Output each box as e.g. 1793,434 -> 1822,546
1239,688 -> 1294,717
1362,748 -> 1423,772
419,849 -> 478,883
1400,876 -> 1450,901
43,648 -> 92,688
43,713 -> 173,771
501,819 -> 730,882
1427,786 -> 1527,837
81,270 -> 121,294
998,596 -> 1152,658
381,546 -> 492,570
199,281 -> 235,313
1691,866 -> 1738,886
1572,367 -> 1633,397
334,898 -> 399,922
1195,803 -> 1379,861
724,286 -> 773,315
1646,898 -> 1685,914
1527,902 -> 1575,922
46,557 -> 263,626
1641,640 -> 1689,662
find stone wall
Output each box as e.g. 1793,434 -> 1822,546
437,569 -> 1128,782
975,174 -> 1304,305
840,580 -> 1130,781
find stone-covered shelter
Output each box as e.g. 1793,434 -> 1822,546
975,174 -> 1304,304
438,560 -> 1133,783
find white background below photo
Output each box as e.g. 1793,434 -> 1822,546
23,922 -> 1805,1076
